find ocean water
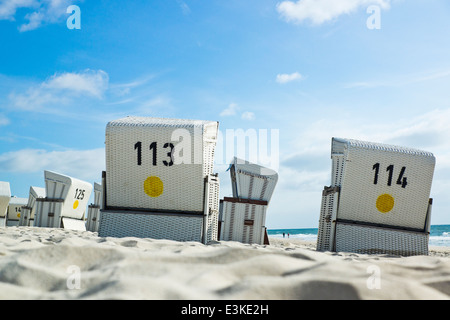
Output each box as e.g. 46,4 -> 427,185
268,225 -> 450,247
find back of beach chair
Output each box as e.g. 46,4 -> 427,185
229,157 -> 278,203
35,171 -> 93,230
7,197 -> 27,227
98,116 -> 220,243
317,138 -> 435,256
86,183 -> 102,232
219,197 -> 268,245
20,186 -> 45,227
218,158 -> 277,245
0,182 -> 11,227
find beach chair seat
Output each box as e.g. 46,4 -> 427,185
229,157 -> 278,203
7,197 -> 28,227
86,183 -> 102,232
317,138 -> 435,256
0,182 -> 11,227
20,186 -> 46,227
98,116 -> 220,243
219,197 -> 269,245
34,171 -> 93,230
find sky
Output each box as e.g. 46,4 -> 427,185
0,0 -> 450,229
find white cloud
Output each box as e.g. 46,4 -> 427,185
176,0 -> 191,15
276,72 -> 303,84
9,69 -> 109,112
220,103 -> 256,120
277,0 -> 391,25
44,70 -> 109,98
0,0 -> 77,31
220,103 -> 239,117
0,148 -> 105,181
0,115 -> 9,126
241,111 -> 255,121
109,74 -> 155,97
0,0 -> 37,20
344,69 -> 450,89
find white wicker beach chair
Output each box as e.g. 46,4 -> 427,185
218,158 -> 277,245
34,171 -> 93,230
229,157 -> 278,203
98,116 -> 220,243
0,182 -> 11,227
317,137 -> 435,256
19,186 -> 46,227
86,182 -> 102,232
7,197 -> 28,227
219,197 -> 269,245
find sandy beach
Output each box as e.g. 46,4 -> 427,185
0,227 -> 448,300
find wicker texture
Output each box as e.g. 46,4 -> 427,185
105,117 -> 218,213
336,139 -> 435,230
99,211 -> 217,242
335,223 -> 429,255
220,199 -> 268,245
316,187 -> 339,252
230,157 -> 278,203
99,173 -> 220,243
0,182 -> 11,219
317,137 -> 435,256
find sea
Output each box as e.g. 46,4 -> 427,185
267,224 -> 450,247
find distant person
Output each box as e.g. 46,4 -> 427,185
288,233 -> 290,238
283,232 -> 285,238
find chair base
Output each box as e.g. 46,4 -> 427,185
6,220 -> 19,227
335,222 -> 429,256
98,209 -> 218,244
34,199 -> 86,231
219,197 -> 268,245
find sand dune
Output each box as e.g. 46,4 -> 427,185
0,227 -> 448,300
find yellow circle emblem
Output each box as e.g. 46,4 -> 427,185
376,194 -> 394,213
144,176 -> 164,198
73,200 -> 79,210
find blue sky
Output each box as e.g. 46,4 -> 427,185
1,0 -> 450,228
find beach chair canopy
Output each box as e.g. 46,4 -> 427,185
0,182 -> 11,218
105,116 -> 219,214
317,137 -> 435,256
229,157 -> 278,203
44,170 -> 93,220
